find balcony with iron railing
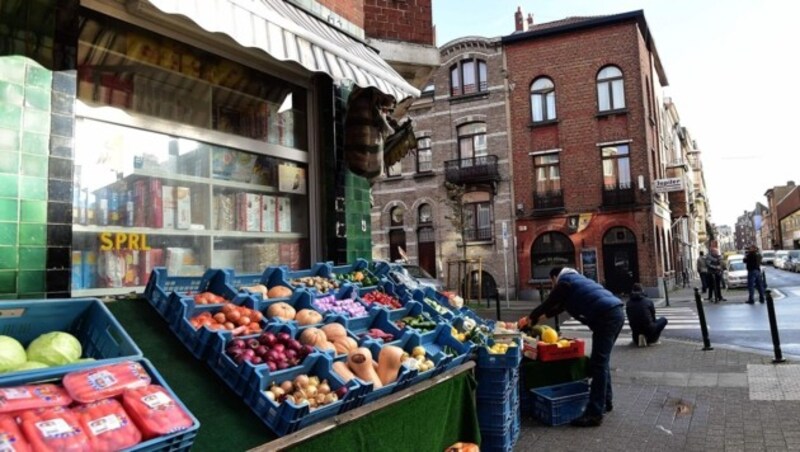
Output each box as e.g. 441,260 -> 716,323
463,226 -> 493,242
444,155 -> 500,185
602,183 -> 636,207
532,189 -> 564,212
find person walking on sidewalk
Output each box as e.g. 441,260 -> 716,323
518,267 -> 624,427
706,247 -> 726,303
744,244 -> 766,304
625,283 -> 668,346
697,251 -> 709,294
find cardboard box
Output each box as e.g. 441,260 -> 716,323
236,193 -> 261,232
279,242 -> 301,270
165,247 -> 198,276
276,196 -> 291,232
278,164 -> 306,194
261,195 -> 276,232
162,185 -> 175,229
176,186 -> 191,230
122,250 -> 140,287
148,179 -> 163,228
133,180 -> 147,227
97,251 -> 125,288
243,243 -> 280,272
139,248 -> 164,286
72,251 -> 83,290
213,249 -> 243,271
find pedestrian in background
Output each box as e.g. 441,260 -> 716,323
518,267 -> 624,427
744,244 -> 766,304
625,283 -> 668,346
696,251 -> 709,294
706,247 -> 725,303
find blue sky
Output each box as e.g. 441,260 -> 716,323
432,0 -> 800,229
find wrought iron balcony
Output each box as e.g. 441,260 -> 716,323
602,183 -> 635,207
463,227 -> 493,242
533,189 -> 564,210
444,155 -> 500,185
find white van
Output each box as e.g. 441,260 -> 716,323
774,250 -> 790,269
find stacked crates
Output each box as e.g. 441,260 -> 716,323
475,338 -> 521,452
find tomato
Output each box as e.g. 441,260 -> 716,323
251,311 -> 263,322
226,310 -> 241,323
213,312 -> 227,323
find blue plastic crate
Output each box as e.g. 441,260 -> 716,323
170,293 -> 262,360
144,267 -> 239,319
531,380 -> 591,426
227,269 -> 264,291
260,290 -> 315,327
0,359 -> 200,451
410,323 -> 473,372
307,285 -> 371,319
480,421 -> 515,452
341,346 -> 417,406
330,258 -> 380,288
247,354 -> 362,436
286,263 -> 344,295
0,298 -> 143,385
356,279 -> 409,314
476,368 -> 518,398
411,287 -> 457,321
325,308 -> 404,345
364,333 -> 447,387
476,337 -> 522,370
477,399 -> 515,430
386,301 -> 438,339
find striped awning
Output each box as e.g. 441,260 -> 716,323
144,0 -> 420,100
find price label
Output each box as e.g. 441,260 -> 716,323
88,414 -> 122,436
87,370 -> 117,390
0,388 -> 31,400
35,418 -> 73,438
141,391 -> 173,410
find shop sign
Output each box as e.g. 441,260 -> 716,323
581,248 -> 598,282
99,232 -> 152,251
653,178 -> 684,193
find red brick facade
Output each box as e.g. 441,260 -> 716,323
503,13 -> 671,296
318,0 -> 365,29
363,0 -> 434,45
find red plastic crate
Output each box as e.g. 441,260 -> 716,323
537,338 -> 585,362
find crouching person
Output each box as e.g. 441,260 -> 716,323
625,283 -> 668,347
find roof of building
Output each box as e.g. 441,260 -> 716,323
501,10 -> 668,86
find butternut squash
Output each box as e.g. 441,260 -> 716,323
320,323 -> 347,341
347,348 -> 382,389
333,336 -> 358,354
377,345 -> 407,385
332,361 -> 356,383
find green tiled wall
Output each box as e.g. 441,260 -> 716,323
0,56 -> 51,297
344,169 -> 372,262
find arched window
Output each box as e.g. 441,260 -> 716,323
596,65 -> 625,112
531,232 -> 575,279
418,204 -> 432,224
530,77 -> 556,122
450,59 -> 488,96
457,123 -> 487,164
389,206 -> 406,262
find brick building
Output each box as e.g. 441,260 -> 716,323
502,9 -> 675,297
765,181 -> 796,249
371,36 -> 516,298
734,210 -> 756,251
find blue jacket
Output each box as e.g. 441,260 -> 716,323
529,269 -> 623,327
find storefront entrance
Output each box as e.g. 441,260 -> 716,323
602,227 -> 639,294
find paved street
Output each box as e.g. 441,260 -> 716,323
468,270 -> 800,451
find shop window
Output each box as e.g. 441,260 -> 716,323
450,59 -> 487,96
596,65 -> 625,112
71,118 -> 310,295
530,77 -> 556,122
531,232 -> 575,280
76,10 -> 307,150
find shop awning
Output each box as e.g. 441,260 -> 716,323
142,0 -> 420,100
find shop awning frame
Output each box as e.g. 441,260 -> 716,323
140,0 -> 420,101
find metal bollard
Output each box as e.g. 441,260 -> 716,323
765,289 -> 786,363
663,278 -> 670,307
693,288 -> 713,351
494,292 -> 501,321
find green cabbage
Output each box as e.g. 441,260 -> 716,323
13,361 -> 48,371
0,335 -> 27,373
26,332 -> 82,367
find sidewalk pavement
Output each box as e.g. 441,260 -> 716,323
467,280 -> 800,451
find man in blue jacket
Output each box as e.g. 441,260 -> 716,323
519,266 -> 624,427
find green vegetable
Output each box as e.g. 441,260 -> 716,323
26,331 -> 82,367
13,361 -> 48,371
0,336 -> 27,373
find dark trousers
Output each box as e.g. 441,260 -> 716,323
699,272 -> 709,292
586,305 -> 625,417
630,317 -> 668,344
747,269 -> 765,302
708,273 -> 723,301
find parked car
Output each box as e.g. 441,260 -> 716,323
787,250 -> 800,272
774,250 -> 790,269
761,250 -> 776,266
385,262 -> 445,292
723,259 -> 748,289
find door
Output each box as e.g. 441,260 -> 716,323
418,226 -> 436,277
602,227 -> 639,294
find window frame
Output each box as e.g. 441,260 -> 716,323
533,152 -> 561,195
601,144 -> 632,190
530,232 -> 575,280
530,77 -> 557,123
450,58 -> 488,97
416,137 -> 433,173
596,65 -> 626,112
457,122 -> 488,163
386,160 -> 402,178
463,200 -> 493,242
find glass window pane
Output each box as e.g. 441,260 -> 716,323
532,94 -> 543,122
387,161 -> 402,176
474,134 -> 487,156
418,149 -> 432,172
598,66 -> 622,80
546,92 -> 556,119
478,61 -> 487,91
597,82 -> 610,111
612,79 -> 625,109
477,203 -> 491,229
459,137 -> 474,160
459,123 -> 486,135
418,137 -> 431,149
618,157 -> 631,186
462,61 -> 476,93
603,159 -> 616,185
450,66 -> 460,95
616,144 -> 629,155
532,77 -> 554,91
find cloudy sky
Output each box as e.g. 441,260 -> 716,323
433,0 -> 800,228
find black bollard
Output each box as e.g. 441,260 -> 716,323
765,289 -> 786,363
495,292 -> 501,321
693,288 -> 713,351
663,278 -> 670,307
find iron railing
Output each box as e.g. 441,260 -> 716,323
444,155 -> 500,185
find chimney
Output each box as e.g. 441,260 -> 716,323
514,6 -> 523,31
788,181 -> 796,186
527,13 -> 534,29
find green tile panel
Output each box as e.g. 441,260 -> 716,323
0,199 -> 17,222
18,223 -> 45,246
22,109 -> 50,134
24,86 -> 50,111
0,57 -> 26,85
0,81 -> 24,106
0,246 -> 16,270
20,200 -> 46,223
22,132 -> 48,155
18,270 -> 45,293
0,270 -> 16,294
0,104 -> 22,130
0,151 -> 19,174
20,154 -> 47,178
18,247 -> 45,270
25,64 -> 52,89
0,222 -> 17,246
19,176 -> 46,200
0,128 -> 20,152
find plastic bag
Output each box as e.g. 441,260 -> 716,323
63,361 -> 151,404
122,385 -> 193,440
